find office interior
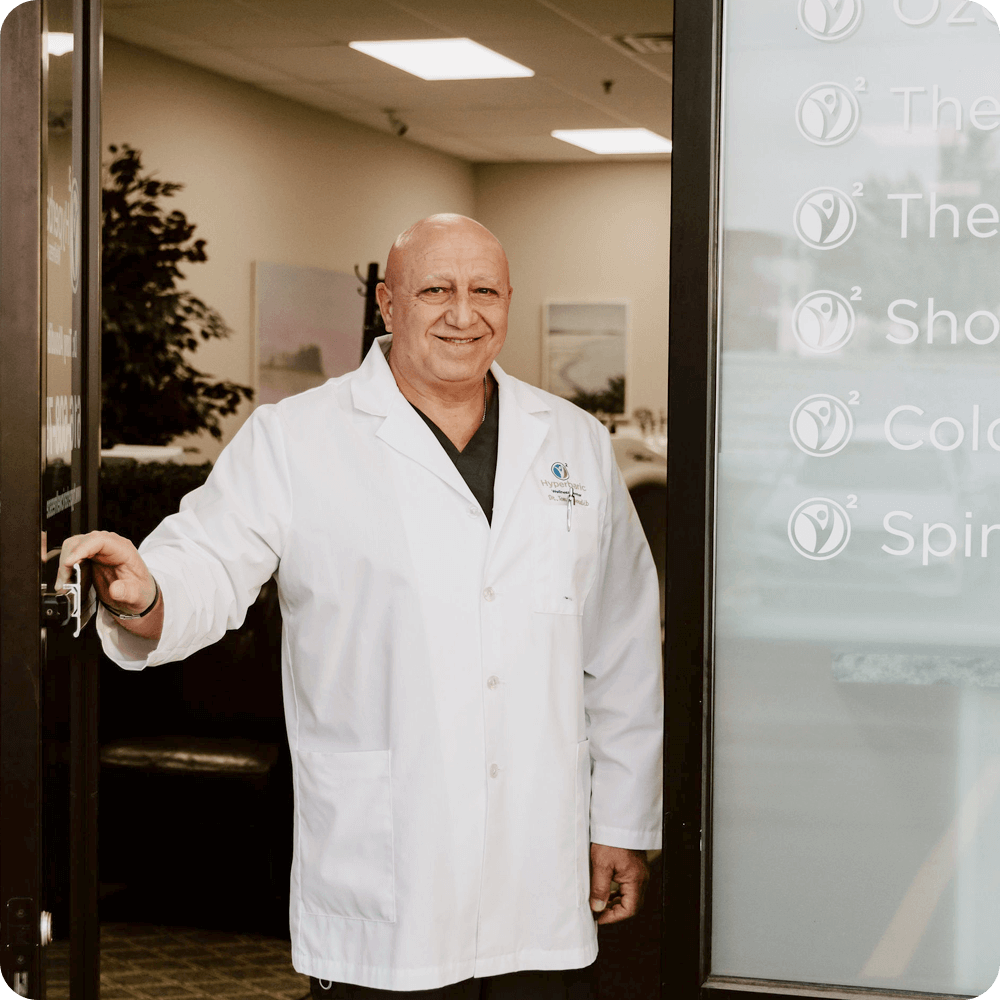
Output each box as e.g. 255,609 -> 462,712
68,2 -> 673,998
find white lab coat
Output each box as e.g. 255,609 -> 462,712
99,336 -> 663,991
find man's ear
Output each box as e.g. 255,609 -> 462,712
375,282 -> 393,331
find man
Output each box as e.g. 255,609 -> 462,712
57,214 -> 662,998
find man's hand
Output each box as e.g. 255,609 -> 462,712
589,843 -> 650,925
56,531 -> 162,640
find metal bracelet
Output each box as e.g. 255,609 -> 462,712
100,578 -> 159,620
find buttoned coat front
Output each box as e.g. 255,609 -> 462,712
100,337 -> 663,991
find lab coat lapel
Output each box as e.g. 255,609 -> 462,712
352,336 -> 476,505
376,400 -> 477,503
489,364 -> 550,545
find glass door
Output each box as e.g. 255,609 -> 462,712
1,0 -> 102,995
667,2 -> 1000,998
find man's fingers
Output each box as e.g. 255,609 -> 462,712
596,874 -> 644,925
55,533 -> 97,589
589,852 -> 613,913
590,844 -> 650,926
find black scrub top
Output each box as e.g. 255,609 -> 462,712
412,379 -> 499,524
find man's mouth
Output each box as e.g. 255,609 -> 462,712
436,335 -> 482,345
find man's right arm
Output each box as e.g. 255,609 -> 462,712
58,406 -> 291,666
55,530 -> 163,642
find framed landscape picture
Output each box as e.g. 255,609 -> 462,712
542,301 -> 629,415
252,262 -> 365,406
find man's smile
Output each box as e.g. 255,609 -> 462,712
435,334 -> 483,345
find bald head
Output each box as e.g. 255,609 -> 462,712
384,214 -> 510,291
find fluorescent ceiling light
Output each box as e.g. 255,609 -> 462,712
349,38 -> 533,81
47,32 -> 73,56
551,128 -> 672,155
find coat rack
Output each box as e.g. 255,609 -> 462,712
355,262 -> 386,362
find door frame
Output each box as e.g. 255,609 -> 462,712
1,3 -> 46,994
662,4 -> 972,999
0,0 -> 102,995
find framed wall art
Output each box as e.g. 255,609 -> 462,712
542,300 -> 629,415
252,262 -> 365,406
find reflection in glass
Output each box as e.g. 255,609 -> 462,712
42,0 -> 81,994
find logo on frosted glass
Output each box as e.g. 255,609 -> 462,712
790,395 -> 854,456
792,291 -> 855,353
798,0 -> 864,41
794,187 -> 857,250
69,171 -> 81,294
788,498 -> 852,560
796,83 -> 860,146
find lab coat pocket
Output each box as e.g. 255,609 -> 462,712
296,747 -> 395,923
575,738 -> 592,908
534,502 -> 599,615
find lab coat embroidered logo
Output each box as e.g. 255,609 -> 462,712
540,464 -> 590,508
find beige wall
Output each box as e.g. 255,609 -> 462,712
102,40 -> 670,457
102,38 -> 476,461
474,161 -> 670,420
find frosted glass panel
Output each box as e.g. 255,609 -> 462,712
712,3 -> 1000,994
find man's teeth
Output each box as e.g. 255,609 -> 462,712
440,337 -> 478,344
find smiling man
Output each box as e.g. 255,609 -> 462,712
58,214 -> 663,1000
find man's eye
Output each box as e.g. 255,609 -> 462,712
475,287 -> 498,295
422,287 -> 447,295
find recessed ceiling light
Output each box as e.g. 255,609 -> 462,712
551,128 -> 673,155
47,32 -> 74,56
348,38 -> 534,81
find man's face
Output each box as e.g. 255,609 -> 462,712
376,221 -> 512,391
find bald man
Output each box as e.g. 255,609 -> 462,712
58,215 -> 663,999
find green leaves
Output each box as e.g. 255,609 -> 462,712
101,145 -> 254,448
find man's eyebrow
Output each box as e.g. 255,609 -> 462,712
415,273 -> 504,287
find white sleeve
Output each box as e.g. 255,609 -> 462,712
98,405 -> 292,671
581,430 -> 664,850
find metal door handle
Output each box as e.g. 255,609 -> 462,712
40,562 -> 85,636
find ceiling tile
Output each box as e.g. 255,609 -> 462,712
104,8 -> 210,50
235,0 -> 438,42
115,0 -> 322,48
534,0 -> 674,37
384,0 -> 574,39
161,47 -> 300,86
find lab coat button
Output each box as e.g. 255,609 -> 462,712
487,675 -> 500,690
489,763 -> 499,778
468,506 -> 478,517
483,587 -> 495,602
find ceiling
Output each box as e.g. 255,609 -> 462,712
103,0 -> 673,163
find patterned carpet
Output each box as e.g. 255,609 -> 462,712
45,923 -> 311,1000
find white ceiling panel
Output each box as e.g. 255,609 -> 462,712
104,0 -> 674,163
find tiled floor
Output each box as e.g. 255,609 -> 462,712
45,923 -> 311,1000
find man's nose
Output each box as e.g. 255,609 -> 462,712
446,290 -> 477,330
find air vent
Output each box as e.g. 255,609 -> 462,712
615,33 -> 673,55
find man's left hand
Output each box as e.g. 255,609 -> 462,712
589,843 -> 650,925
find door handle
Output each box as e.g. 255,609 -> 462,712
40,562 -> 87,636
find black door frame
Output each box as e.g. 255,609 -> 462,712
1,4 -> 46,995
68,0 -> 103,995
663,5 -> 971,999
1,0 -> 102,995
